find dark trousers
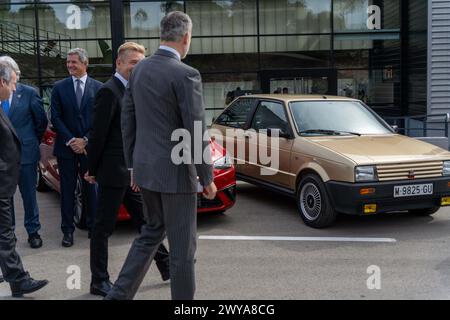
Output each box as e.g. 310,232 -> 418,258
0,198 -> 28,283
90,185 -> 169,283
108,190 -> 197,300
58,156 -> 96,235
12,162 -> 41,235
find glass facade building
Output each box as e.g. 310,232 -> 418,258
0,0 -> 427,124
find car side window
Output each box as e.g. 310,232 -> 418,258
215,98 -> 254,129
251,101 -> 288,133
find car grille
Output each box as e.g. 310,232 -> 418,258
376,161 -> 443,181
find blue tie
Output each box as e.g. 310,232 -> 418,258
1,100 -> 10,116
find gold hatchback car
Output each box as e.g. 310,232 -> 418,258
211,94 -> 450,228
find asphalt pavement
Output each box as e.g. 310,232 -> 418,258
1,181 -> 450,300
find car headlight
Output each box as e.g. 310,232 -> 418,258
214,154 -> 232,169
443,161 -> 450,176
355,166 -> 378,182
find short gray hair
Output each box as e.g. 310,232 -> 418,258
0,56 -> 20,80
160,11 -> 192,42
67,48 -> 89,64
0,61 -> 14,84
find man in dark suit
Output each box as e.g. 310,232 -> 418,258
51,48 -> 102,247
0,56 -> 47,249
105,11 -> 216,300
85,42 -> 170,297
0,61 -> 48,297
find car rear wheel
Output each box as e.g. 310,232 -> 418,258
36,165 -> 50,192
74,176 -> 88,230
409,207 -> 439,216
297,174 -> 337,228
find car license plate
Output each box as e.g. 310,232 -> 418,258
393,183 -> 433,198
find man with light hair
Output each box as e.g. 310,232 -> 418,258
106,11 -> 216,300
0,56 -> 47,249
0,61 -> 49,297
50,48 -> 102,247
85,42 -> 170,297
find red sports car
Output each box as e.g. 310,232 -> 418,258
38,128 -> 236,228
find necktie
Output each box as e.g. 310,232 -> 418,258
1,100 -> 10,116
75,79 -> 83,108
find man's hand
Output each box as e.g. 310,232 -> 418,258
203,182 -> 217,200
129,169 -> 140,193
70,138 -> 87,154
84,171 -> 96,184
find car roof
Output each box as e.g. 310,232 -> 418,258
236,94 -> 360,103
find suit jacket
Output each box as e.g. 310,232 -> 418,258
121,49 -> 214,193
8,83 -> 48,165
0,109 -> 21,198
88,76 -> 129,187
50,76 -> 103,159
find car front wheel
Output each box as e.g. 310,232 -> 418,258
74,176 -> 88,230
297,174 -> 337,228
36,165 -> 50,192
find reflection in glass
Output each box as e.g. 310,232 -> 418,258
334,0 -> 400,32
124,1 -> 183,38
190,37 -> 257,55
260,0 -> 331,34
201,73 -> 258,124
38,3 -> 111,39
290,101 -> 391,135
187,0 -> 257,36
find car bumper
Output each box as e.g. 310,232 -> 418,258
325,177 -> 450,215
117,168 -> 237,220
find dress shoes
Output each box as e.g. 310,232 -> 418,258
10,277 -> 49,298
28,233 -> 43,249
90,280 -> 113,297
62,233 -> 74,247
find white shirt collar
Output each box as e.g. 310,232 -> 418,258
159,45 -> 181,61
72,74 -> 88,84
114,72 -> 128,88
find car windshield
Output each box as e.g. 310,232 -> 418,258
289,100 -> 392,136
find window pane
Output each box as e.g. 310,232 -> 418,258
187,0 -> 257,36
206,73 -> 258,125
334,39 -> 400,69
184,52 -> 259,73
260,0 -> 331,34
39,40 -> 113,78
337,69 -> 400,115
260,35 -> 331,68
124,1 -> 183,38
260,35 -> 330,52
334,0 -> 400,32
290,101 -> 391,134
37,2 -> 111,40
252,101 -> 287,131
215,98 -> 255,128
0,4 -> 37,39
190,36 -> 257,55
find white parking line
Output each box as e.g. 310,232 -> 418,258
199,235 -> 397,243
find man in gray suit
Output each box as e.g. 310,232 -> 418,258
105,11 -> 216,300
0,61 -> 48,297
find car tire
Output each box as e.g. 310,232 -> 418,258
409,207 -> 439,216
74,176 -> 88,230
297,174 -> 337,228
36,165 -> 50,192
